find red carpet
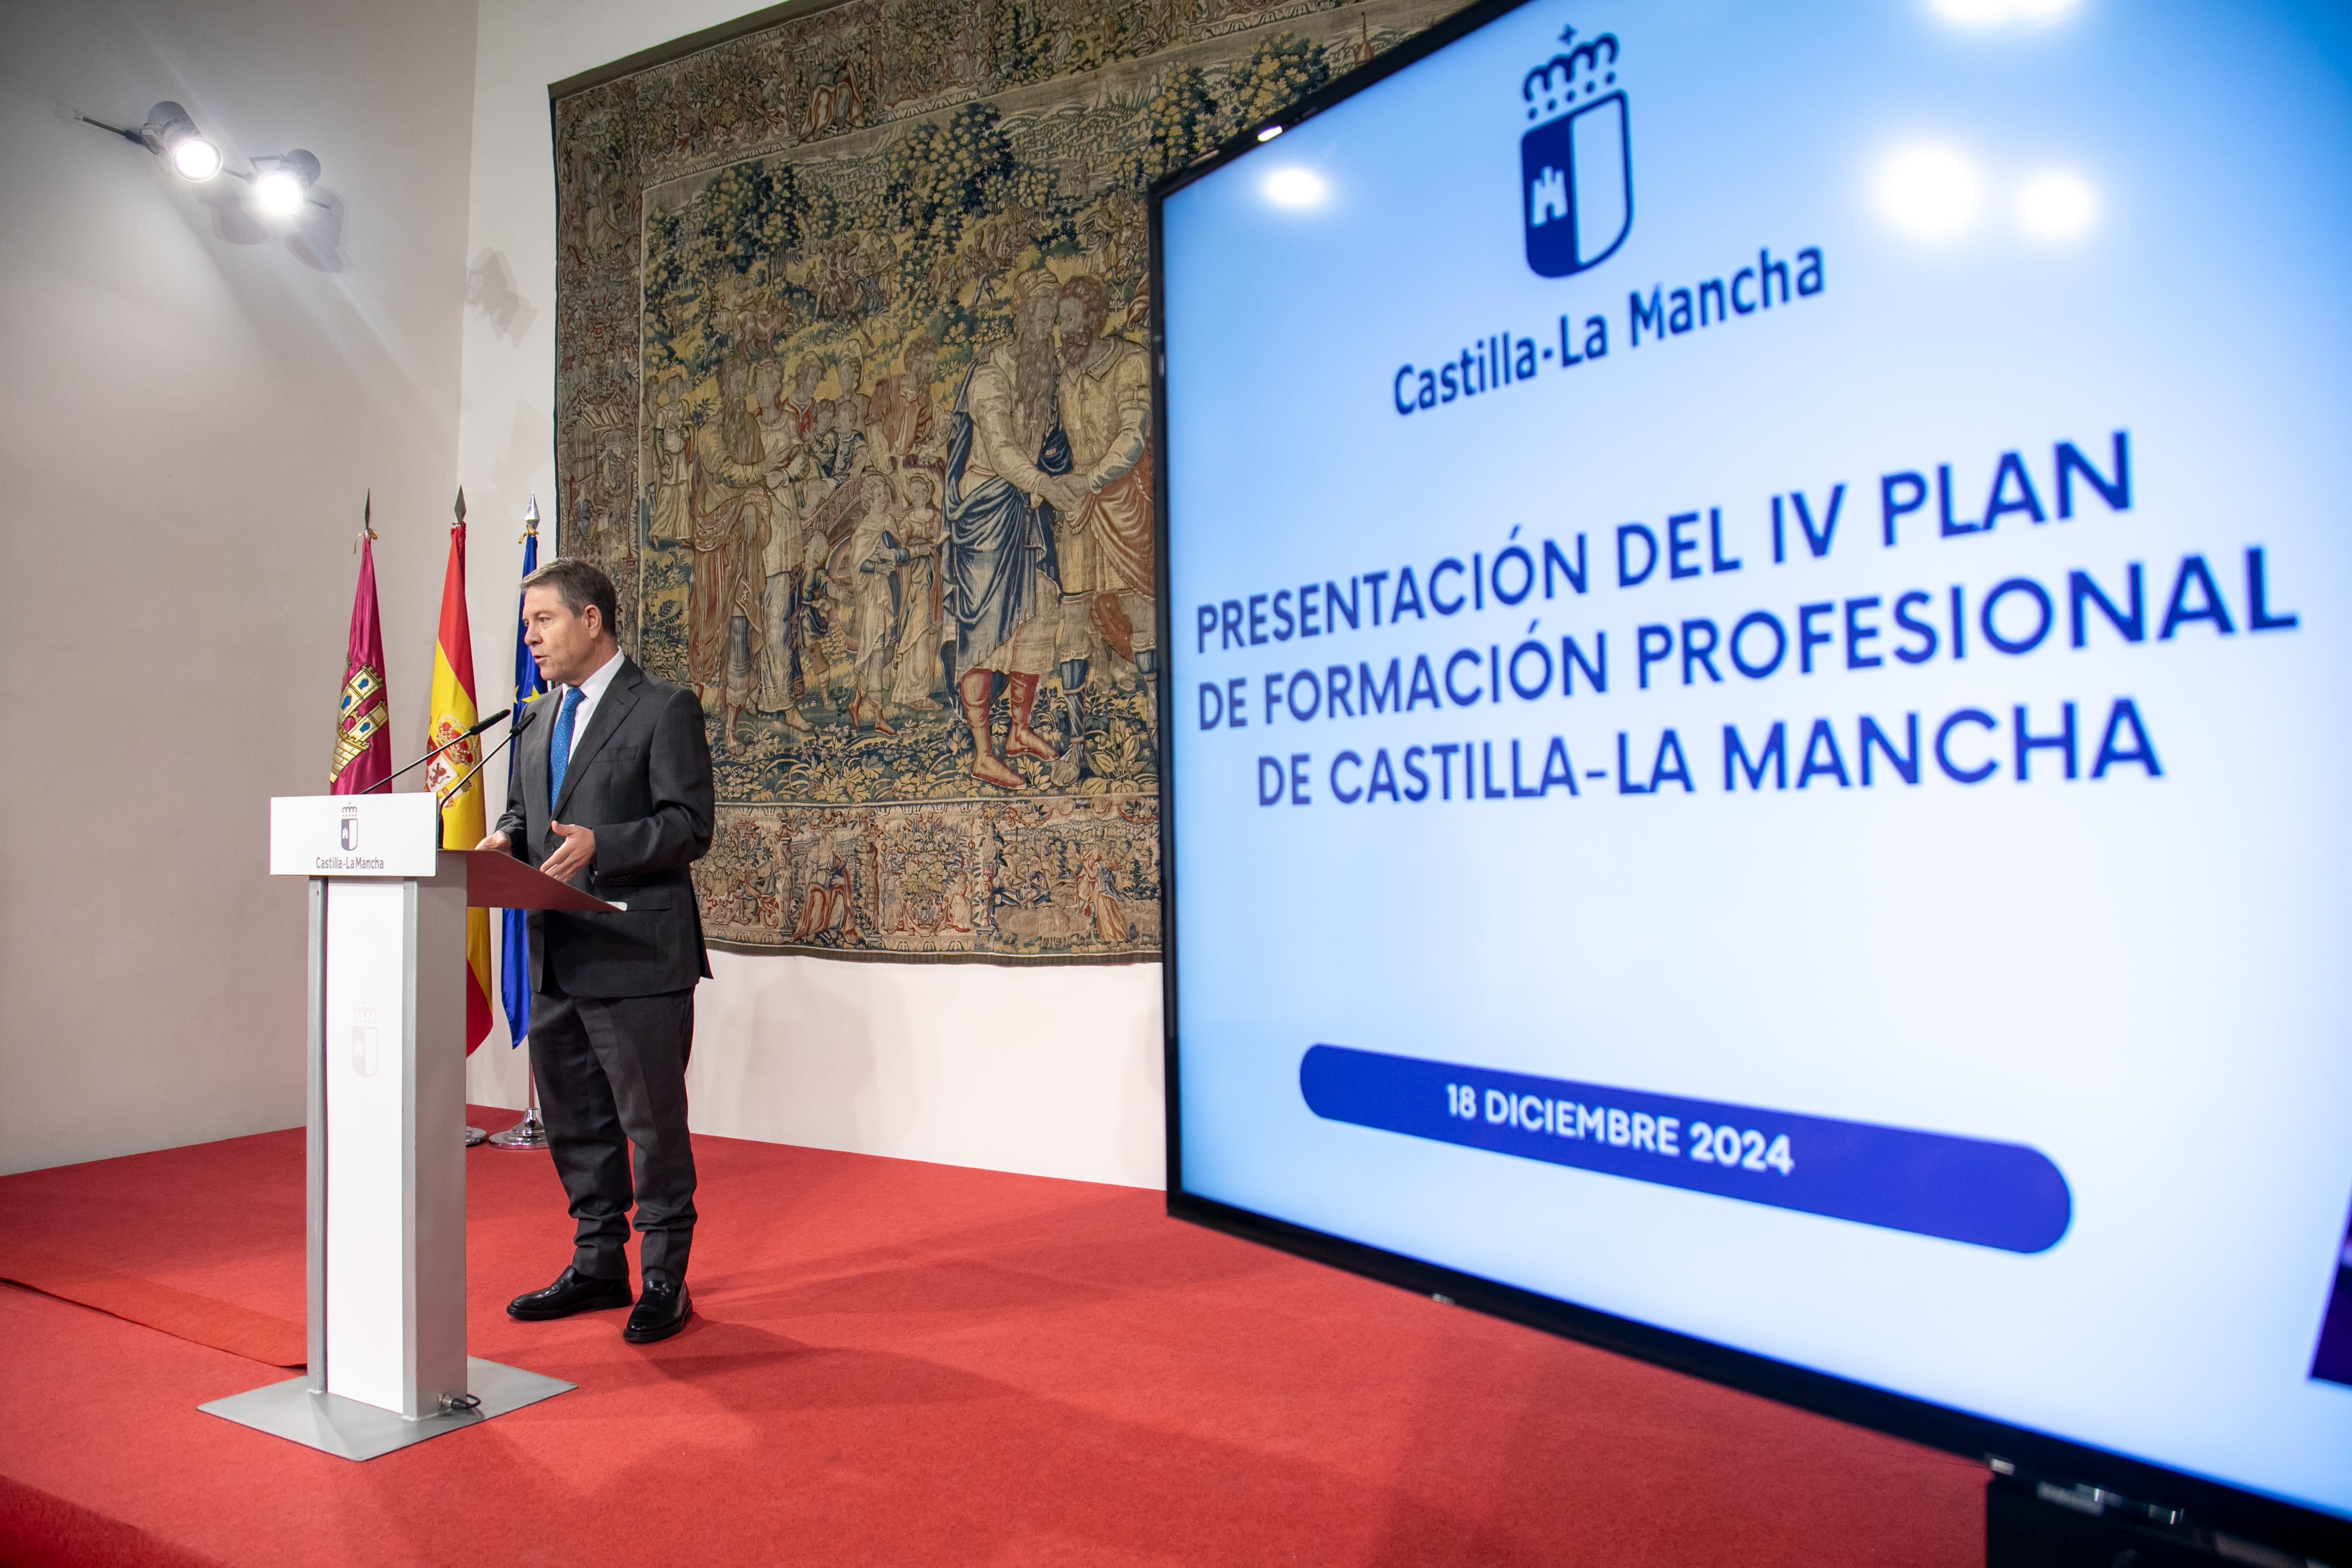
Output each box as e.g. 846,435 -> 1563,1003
0,1116 -> 1986,1567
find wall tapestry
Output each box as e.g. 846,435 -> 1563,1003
553,0 -> 1459,960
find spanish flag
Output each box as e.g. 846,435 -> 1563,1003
426,490 -> 495,1053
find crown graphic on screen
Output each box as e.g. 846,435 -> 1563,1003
1523,29 -> 1621,123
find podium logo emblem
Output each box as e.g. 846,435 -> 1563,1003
1522,26 -> 1632,279
351,1006 -> 380,1078
340,804 -> 360,852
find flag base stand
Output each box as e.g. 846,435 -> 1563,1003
488,1043 -> 551,1150
464,1125 -> 488,1146
201,1357 -> 572,1461
487,1103 -> 549,1149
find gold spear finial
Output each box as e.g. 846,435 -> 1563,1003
357,489 -> 377,551
521,492 -> 540,542
453,486 -> 467,525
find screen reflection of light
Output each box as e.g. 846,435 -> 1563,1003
2014,169 -> 2097,242
1873,142 -> 1985,242
1262,167 -> 1327,208
1929,0 -> 2077,26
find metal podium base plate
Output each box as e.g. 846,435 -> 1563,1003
198,1358 -> 574,1461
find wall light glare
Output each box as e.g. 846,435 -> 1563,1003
1872,141 -> 1985,242
1262,167 -> 1326,208
2013,168 -> 2097,242
1256,124 -> 1285,142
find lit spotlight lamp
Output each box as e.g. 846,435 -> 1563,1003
148,102 -> 224,181
75,102 -> 322,213
74,101 -> 225,180
250,149 -> 322,216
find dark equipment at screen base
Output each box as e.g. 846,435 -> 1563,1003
1987,1471 -> 2331,1568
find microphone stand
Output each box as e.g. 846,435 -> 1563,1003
434,704 -> 535,814
361,706 -> 513,794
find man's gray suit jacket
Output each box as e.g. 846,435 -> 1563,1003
494,657 -> 715,998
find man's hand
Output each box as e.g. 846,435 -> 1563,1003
476,832 -> 509,852
540,822 -> 596,882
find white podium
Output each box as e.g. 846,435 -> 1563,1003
201,794 -> 610,1460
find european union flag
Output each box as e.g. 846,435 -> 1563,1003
502,515 -> 549,1047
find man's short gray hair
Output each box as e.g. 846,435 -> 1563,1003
522,556 -> 619,635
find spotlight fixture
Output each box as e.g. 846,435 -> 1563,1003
251,150 -> 321,216
144,102 -> 222,181
74,102 -> 325,216
76,100 -> 223,181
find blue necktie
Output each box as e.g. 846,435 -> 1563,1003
548,687 -> 584,812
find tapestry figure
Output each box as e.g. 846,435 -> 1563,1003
944,271 -> 1068,791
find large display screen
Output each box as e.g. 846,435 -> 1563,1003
1154,0 -> 2352,1540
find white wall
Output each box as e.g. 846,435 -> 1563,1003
456,0 -> 1166,1188
688,954 -> 1164,1185
0,0 -> 480,1175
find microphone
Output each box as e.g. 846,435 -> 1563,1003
361,705 -> 513,794
435,701 -> 540,813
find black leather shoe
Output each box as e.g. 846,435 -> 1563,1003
508,1266 -> 633,1321
622,1275 -> 691,1344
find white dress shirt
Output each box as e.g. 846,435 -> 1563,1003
561,647 -> 625,762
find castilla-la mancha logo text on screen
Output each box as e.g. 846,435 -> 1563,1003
1522,25 -> 1630,279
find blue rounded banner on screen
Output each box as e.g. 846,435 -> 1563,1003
1299,1045 -> 2070,1254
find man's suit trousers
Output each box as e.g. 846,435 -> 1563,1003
530,978 -> 698,1283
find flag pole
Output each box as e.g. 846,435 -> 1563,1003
329,492 -> 392,795
489,492 -> 551,1152
448,487 -> 496,1149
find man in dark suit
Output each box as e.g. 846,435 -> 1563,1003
479,557 -> 713,1345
